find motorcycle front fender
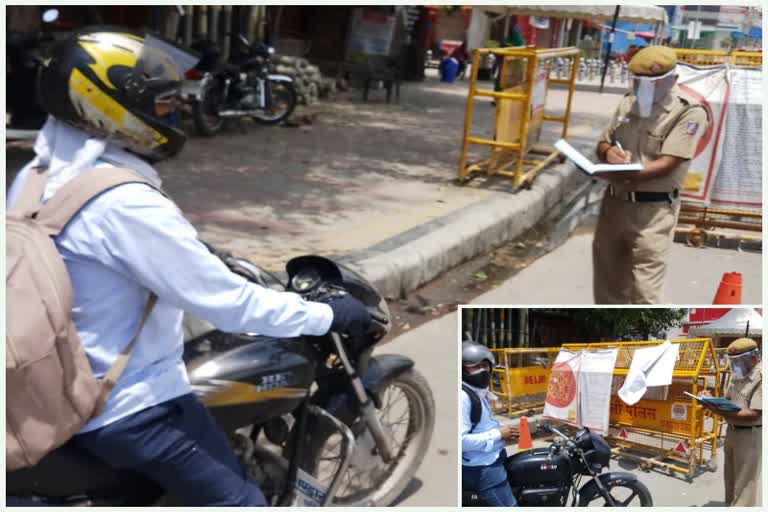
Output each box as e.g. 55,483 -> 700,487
322,354 -> 414,423
267,73 -> 293,83
577,471 -> 639,504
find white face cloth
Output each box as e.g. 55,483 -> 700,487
11,116 -> 163,203
631,69 -> 676,118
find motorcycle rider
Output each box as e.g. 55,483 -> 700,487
461,342 -> 519,506
7,28 -> 371,506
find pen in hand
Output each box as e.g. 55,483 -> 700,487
615,141 -> 630,164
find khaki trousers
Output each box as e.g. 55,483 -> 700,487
724,426 -> 762,506
592,194 -> 680,304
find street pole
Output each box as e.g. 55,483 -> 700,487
600,5 -> 620,93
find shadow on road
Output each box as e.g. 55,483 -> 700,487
391,477 -> 424,506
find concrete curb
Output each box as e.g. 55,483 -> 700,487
343,161 -> 587,299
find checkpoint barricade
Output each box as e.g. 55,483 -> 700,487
458,46 -> 579,190
489,347 -> 561,417
561,338 -> 723,480
673,49 -> 762,68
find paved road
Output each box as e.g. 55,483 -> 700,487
378,311 -> 459,506
474,231 -> 762,305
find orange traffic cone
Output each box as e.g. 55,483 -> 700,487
713,272 -> 742,304
517,416 -> 533,451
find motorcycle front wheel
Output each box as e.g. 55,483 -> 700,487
300,368 -> 435,506
577,477 -> 653,507
252,80 -> 296,125
193,76 -> 226,136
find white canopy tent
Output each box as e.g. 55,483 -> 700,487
476,5 -> 669,26
471,5 -> 670,87
688,308 -> 763,346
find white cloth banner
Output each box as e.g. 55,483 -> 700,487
578,349 -> 619,434
544,348 -> 619,433
676,64 -> 729,204
710,67 -> 762,210
618,341 -> 680,405
678,64 -> 762,210
543,350 -> 582,426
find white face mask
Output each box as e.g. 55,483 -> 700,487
631,69 -> 676,118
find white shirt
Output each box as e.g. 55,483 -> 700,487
461,384 -> 505,466
8,122 -> 333,432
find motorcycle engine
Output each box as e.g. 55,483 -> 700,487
231,432 -> 286,502
516,484 -> 568,506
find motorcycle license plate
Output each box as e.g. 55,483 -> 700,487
293,469 -> 329,507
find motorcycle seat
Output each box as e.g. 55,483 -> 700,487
6,440 -> 160,502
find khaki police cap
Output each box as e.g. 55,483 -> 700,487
628,46 -> 677,76
726,337 -> 758,356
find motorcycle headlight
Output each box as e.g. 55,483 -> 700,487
268,46 -> 275,55
290,268 -> 322,293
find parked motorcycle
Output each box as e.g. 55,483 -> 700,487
6,9 -> 59,141
463,424 -> 653,507
191,34 -> 297,135
7,252 -> 435,506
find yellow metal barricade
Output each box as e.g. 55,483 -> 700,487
489,347 -> 561,417
674,49 -> 762,68
458,46 -> 579,189
677,204 -> 763,246
561,338 -> 723,480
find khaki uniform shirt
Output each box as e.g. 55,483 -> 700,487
725,364 -> 762,424
599,85 -> 709,194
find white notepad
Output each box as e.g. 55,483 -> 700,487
555,139 -> 643,175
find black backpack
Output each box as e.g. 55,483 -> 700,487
461,383 -> 482,433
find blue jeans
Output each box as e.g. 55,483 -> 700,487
463,450 -> 518,507
75,393 -> 266,506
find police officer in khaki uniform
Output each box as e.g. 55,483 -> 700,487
701,338 -> 762,506
593,46 -> 709,304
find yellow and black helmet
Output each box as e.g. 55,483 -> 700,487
38,27 -> 198,160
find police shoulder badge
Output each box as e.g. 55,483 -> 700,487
686,121 -> 699,135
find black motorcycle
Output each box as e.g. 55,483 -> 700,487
463,424 -> 653,507
7,252 -> 435,506
190,34 -> 297,135
6,9 -> 58,140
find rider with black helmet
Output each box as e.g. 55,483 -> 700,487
7,27 -> 371,506
461,341 -> 519,506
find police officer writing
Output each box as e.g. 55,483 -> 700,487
461,342 -> 519,506
700,338 -> 762,507
593,46 -> 709,304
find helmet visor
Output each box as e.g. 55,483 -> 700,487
134,33 -> 199,84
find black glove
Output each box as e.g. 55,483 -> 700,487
327,294 -> 372,340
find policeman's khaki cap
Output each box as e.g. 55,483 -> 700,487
628,46 -> 677,76
726,337 -> 758,356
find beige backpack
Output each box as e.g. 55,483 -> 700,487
6,166 -> 157,470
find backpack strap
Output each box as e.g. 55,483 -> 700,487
462,383 -> 482,433
35,167 -> 162,236
13,166 -> 50,218
99,293 -> 158,403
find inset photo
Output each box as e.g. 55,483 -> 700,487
460,306 -> 762,507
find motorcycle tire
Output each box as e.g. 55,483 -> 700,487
252,80 -> 297,125
193,77 -> 226,136
299,368 -> 435,506
577,477 -> 653,507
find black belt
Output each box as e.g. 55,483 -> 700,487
732,425 -> 762,430
607,185 -> 679,203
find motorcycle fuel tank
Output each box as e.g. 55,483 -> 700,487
186,334 -> 316,432
505,447 -> 572,486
